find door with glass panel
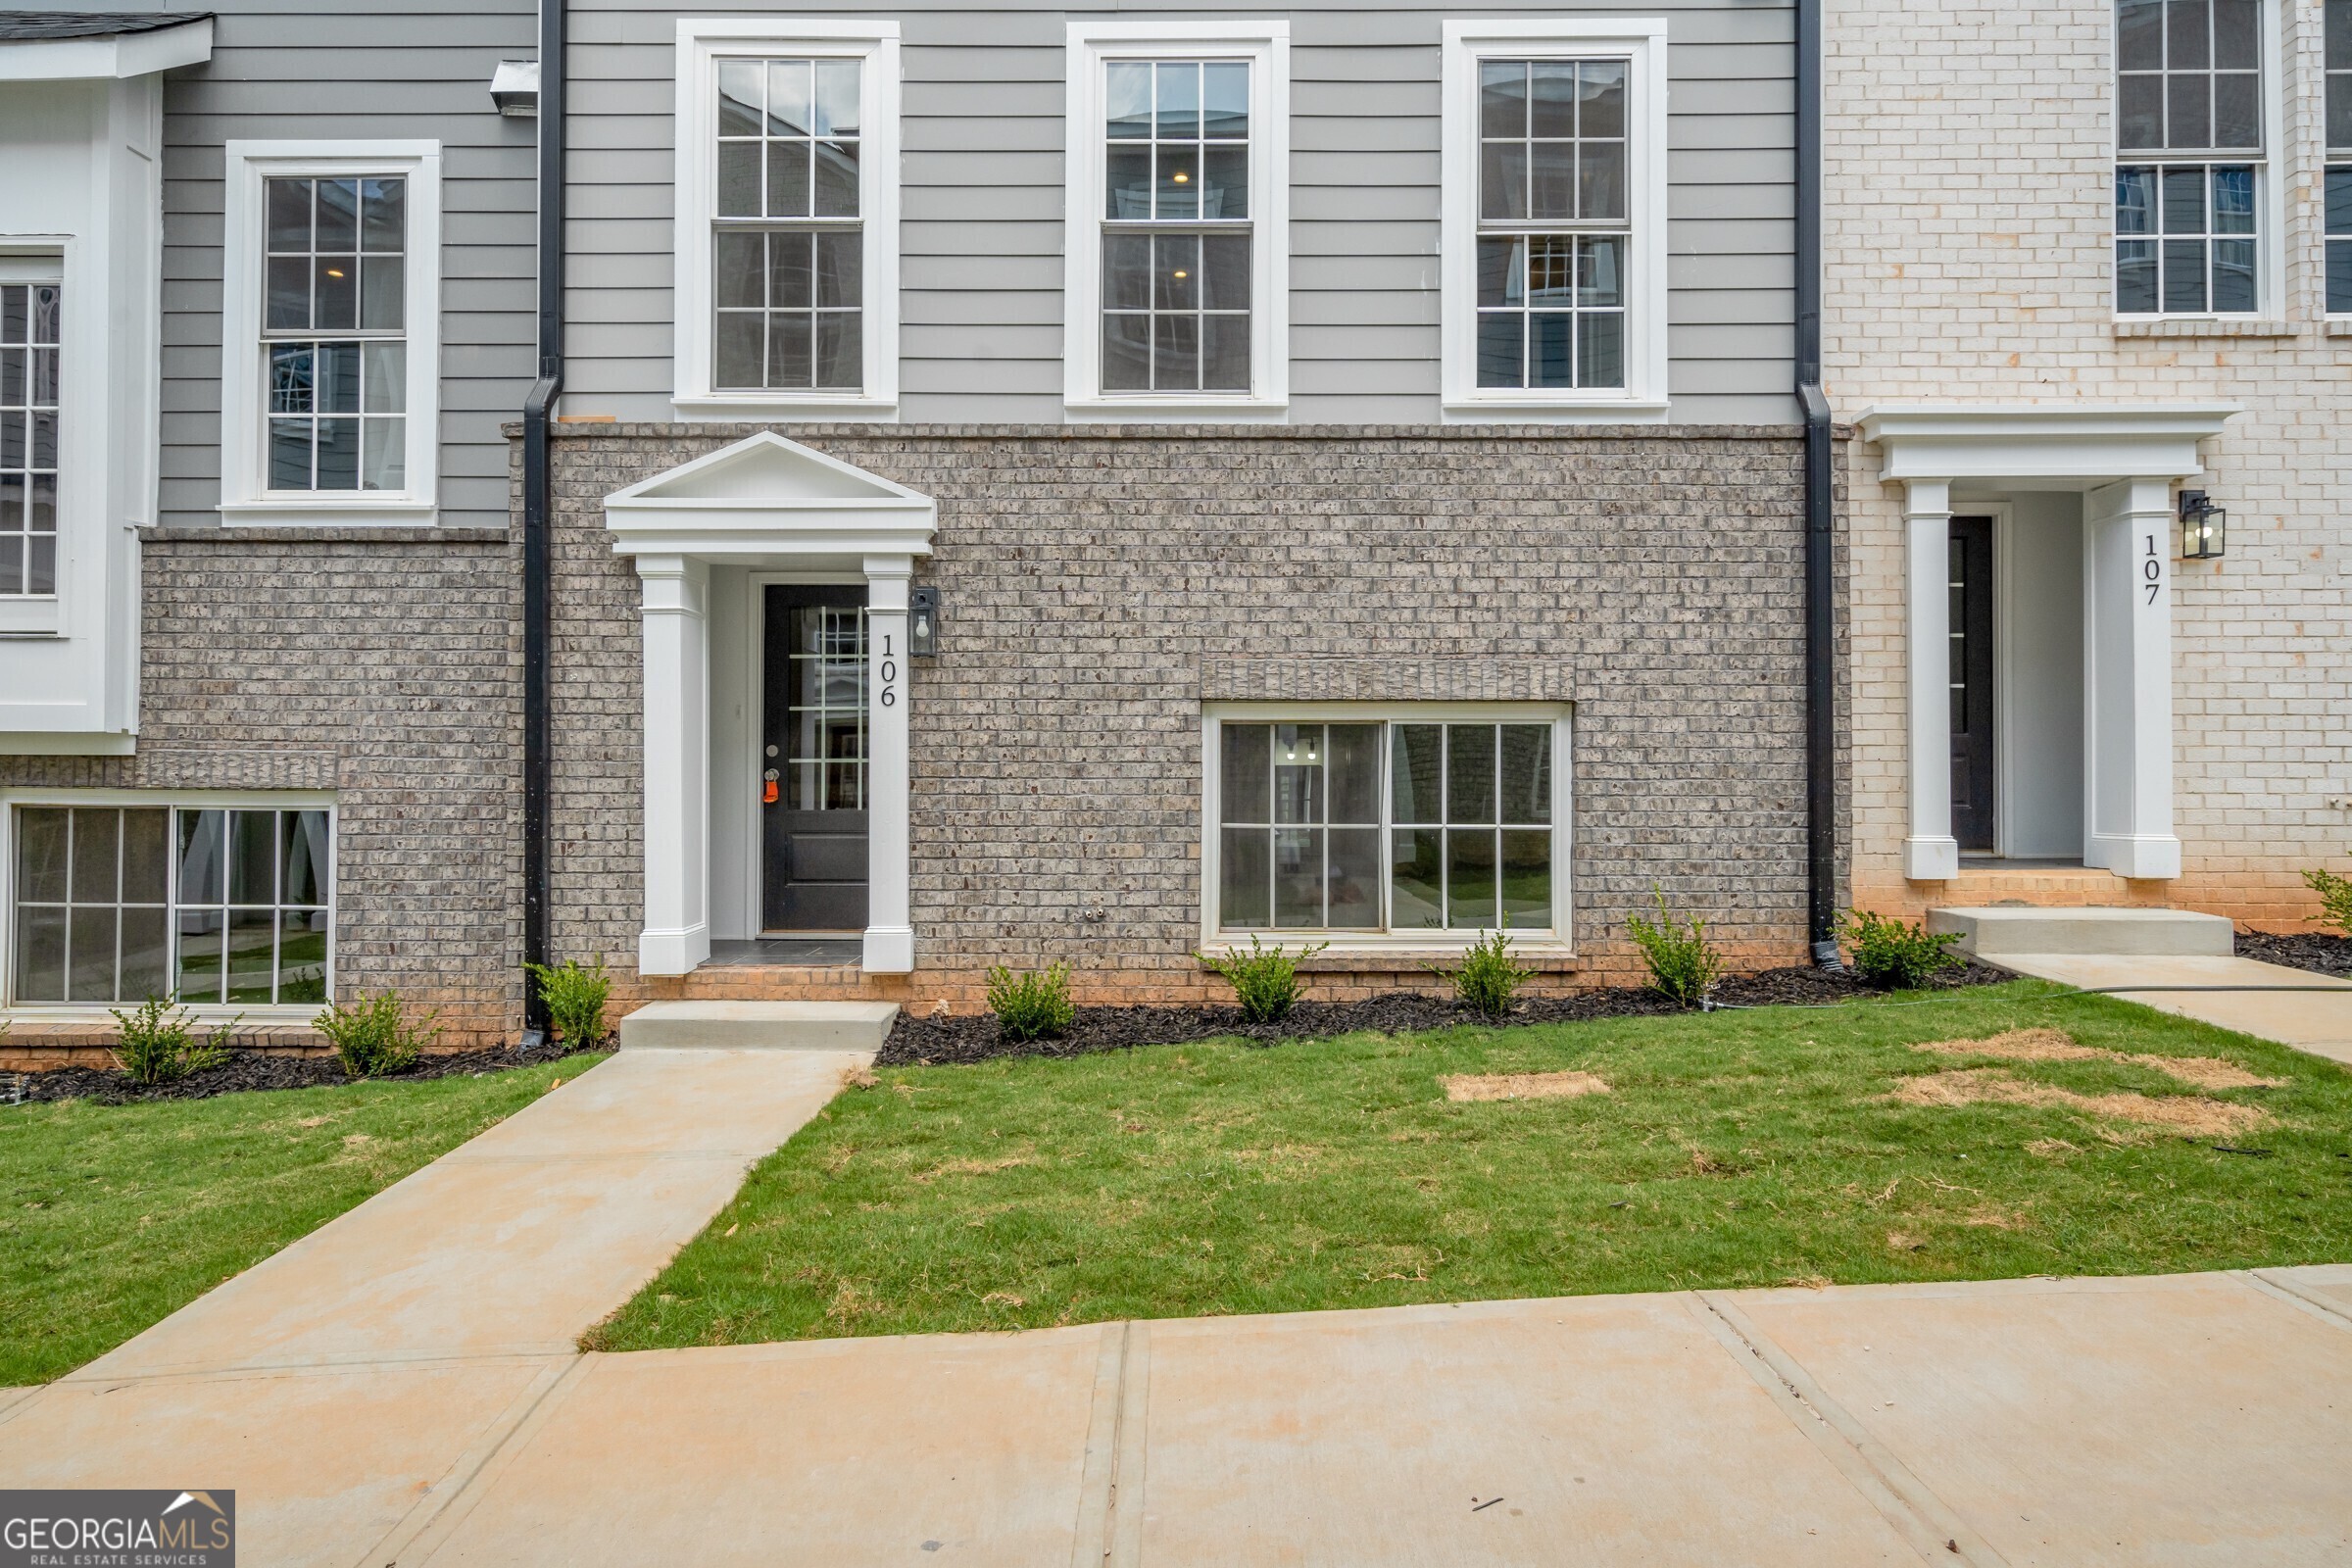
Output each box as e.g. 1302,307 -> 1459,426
1947,517 -> 1995,854
761,584 -> 869,932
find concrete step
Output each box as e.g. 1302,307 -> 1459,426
1927,906 -> 2235,958
617,1000 -> 899,1052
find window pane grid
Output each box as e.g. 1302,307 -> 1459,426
169,808 -> 331,1006
714,57 -> 864,393
1474,58 -> 1630,391
2117,0 -> 2264,154
2331,0 -> 2352,150
2114,163 -> 2258,315
1217,721 -> 1552,935
262,176 -> 406,493
1100,58 -> 1252,394
786,605 -> 868,811
2328,165 -> 2352,314
0,282 -> 60,597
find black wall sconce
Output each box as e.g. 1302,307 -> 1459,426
909,586 -> 940,656
2179,489 -> 2226,560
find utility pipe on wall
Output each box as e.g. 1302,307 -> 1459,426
1795,0 -> 1840,968
520,0 -> 565,1032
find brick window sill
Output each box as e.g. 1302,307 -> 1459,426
2327,320 -> 2352,338
2112,318 -> 2296,339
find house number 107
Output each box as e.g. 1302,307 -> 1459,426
878,634 -> 898,708
2143,534 -> 2163,606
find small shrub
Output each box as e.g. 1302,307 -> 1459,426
526,956 -> 612,1047
1196,936 -> 1328,1024
985,962 -> 1076,1042
109,997 -> 235,1086
1626,889 -> 1723,1008
1439,928 -> 1534,1019
1838,908 -> 1964,990
314,991 -> 435,1079
2305,865 -> 2352,936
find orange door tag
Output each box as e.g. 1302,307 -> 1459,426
762,780 -> 779,804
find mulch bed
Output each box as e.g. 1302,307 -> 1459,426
875,961 -> 2013,1068
5,1036 -> 594,1107
2236,929 -> 2352,979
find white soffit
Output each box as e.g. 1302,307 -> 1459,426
603,430 -> 937,562
1857,404 -> 2241,488
0,19 -> 214,80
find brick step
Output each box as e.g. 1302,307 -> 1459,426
1927,906 -> 2235,958
615,1000 -> 899,1051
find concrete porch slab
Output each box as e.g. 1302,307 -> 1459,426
1980,953 -> 2352,1061
618,999 -> 900,1051
1929,905 -> 2235,957
1723,1272 -> 2352,1566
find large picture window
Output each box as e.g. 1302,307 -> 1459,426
11,804 -> 332,1006
1209,716 -> 1564,939
2114,0 -> 2267,316
1441,21 -> 1667,417
675,22 -> 900,417
1064,22 -> 1288,416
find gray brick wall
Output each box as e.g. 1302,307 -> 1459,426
0,529 -> 524,1046
548,424 -> 1815,993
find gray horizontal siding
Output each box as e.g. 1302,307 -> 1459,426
566,0 -> 1799,425
27,0 -> 540,527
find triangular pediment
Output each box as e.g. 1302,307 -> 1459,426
606,431 -> 928,506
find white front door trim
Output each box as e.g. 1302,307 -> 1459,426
1858,404 -> 2237,885
604,433 -> 937,975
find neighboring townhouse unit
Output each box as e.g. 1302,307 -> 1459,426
546,0 -> 1820,1016
0,5 -> 538,1060
1826,0 -> 2350,931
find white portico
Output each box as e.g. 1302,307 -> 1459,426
603,432 -> 935,976
1858,405 -> 2237,884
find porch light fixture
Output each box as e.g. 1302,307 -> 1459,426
2179,489 -> 2226,560
908,586 -> 939,657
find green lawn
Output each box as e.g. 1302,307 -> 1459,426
589,983 -> 2352,1352
0,1053 -> 609,1385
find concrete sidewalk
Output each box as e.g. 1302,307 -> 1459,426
1990,952 -> 2352,1064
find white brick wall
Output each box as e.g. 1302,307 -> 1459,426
1827,0 -> 2352,926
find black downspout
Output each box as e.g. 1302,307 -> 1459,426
1796,0 -> 1839,968
520,0 -> 564,1035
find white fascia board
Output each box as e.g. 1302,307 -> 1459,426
0,20 -> 214,81
602,430 -> 938,559
1857,404 -> 2243,484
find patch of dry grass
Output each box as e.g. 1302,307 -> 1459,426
1442,1070 -> 1610,1103
1889,1066 -> 2271,1138
1913,1028 -> 2285,1091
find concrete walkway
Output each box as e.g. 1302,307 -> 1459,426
1991,952 -> 2352,1064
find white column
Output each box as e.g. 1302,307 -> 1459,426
1902,478 -> 1960,880
861,554 -> 915,973
637,554 -> 711,975
2082,478 -> 2180,878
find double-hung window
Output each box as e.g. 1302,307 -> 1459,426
221,143 -> 442,524
10,801 -> 333,1007
2327,0 -> 2352,315
1065,24 -> 1288,416
2114,0 -> 2268,316
1442,22 -> 1666,417
0,277 -> 59,596
676,22 -> 900,418
1205,710 -> 1568,944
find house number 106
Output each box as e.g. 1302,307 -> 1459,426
878,633 -> 898,708
2143,534 -> 2163,607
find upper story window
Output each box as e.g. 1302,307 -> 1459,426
675,22 -> 900,419
0,280 -> 59,597
2327,0 -> 2351,314
220,142 -> 442,524
2114,0 -> 2267,316
1441,22 -> 1667,419
1064,23 -> 1289,417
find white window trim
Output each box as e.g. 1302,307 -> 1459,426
219,140 -> 442,526
1198,703 -> 1574,955
1063,21 -> 1291,421
1441,19 -> 1670,422
673,19 -> 902,421
0,788 -> 338,1021
2108,0 -> 2285,320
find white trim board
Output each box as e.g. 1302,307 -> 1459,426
671,19 -> 902,421
1062,20 -> 1292,421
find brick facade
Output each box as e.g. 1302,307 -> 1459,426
1826,0 -> 2352,928
548,424 -> 1823,1011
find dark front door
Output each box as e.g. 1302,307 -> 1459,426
761,584 -> 869,933
1948,516 -> 1996,853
